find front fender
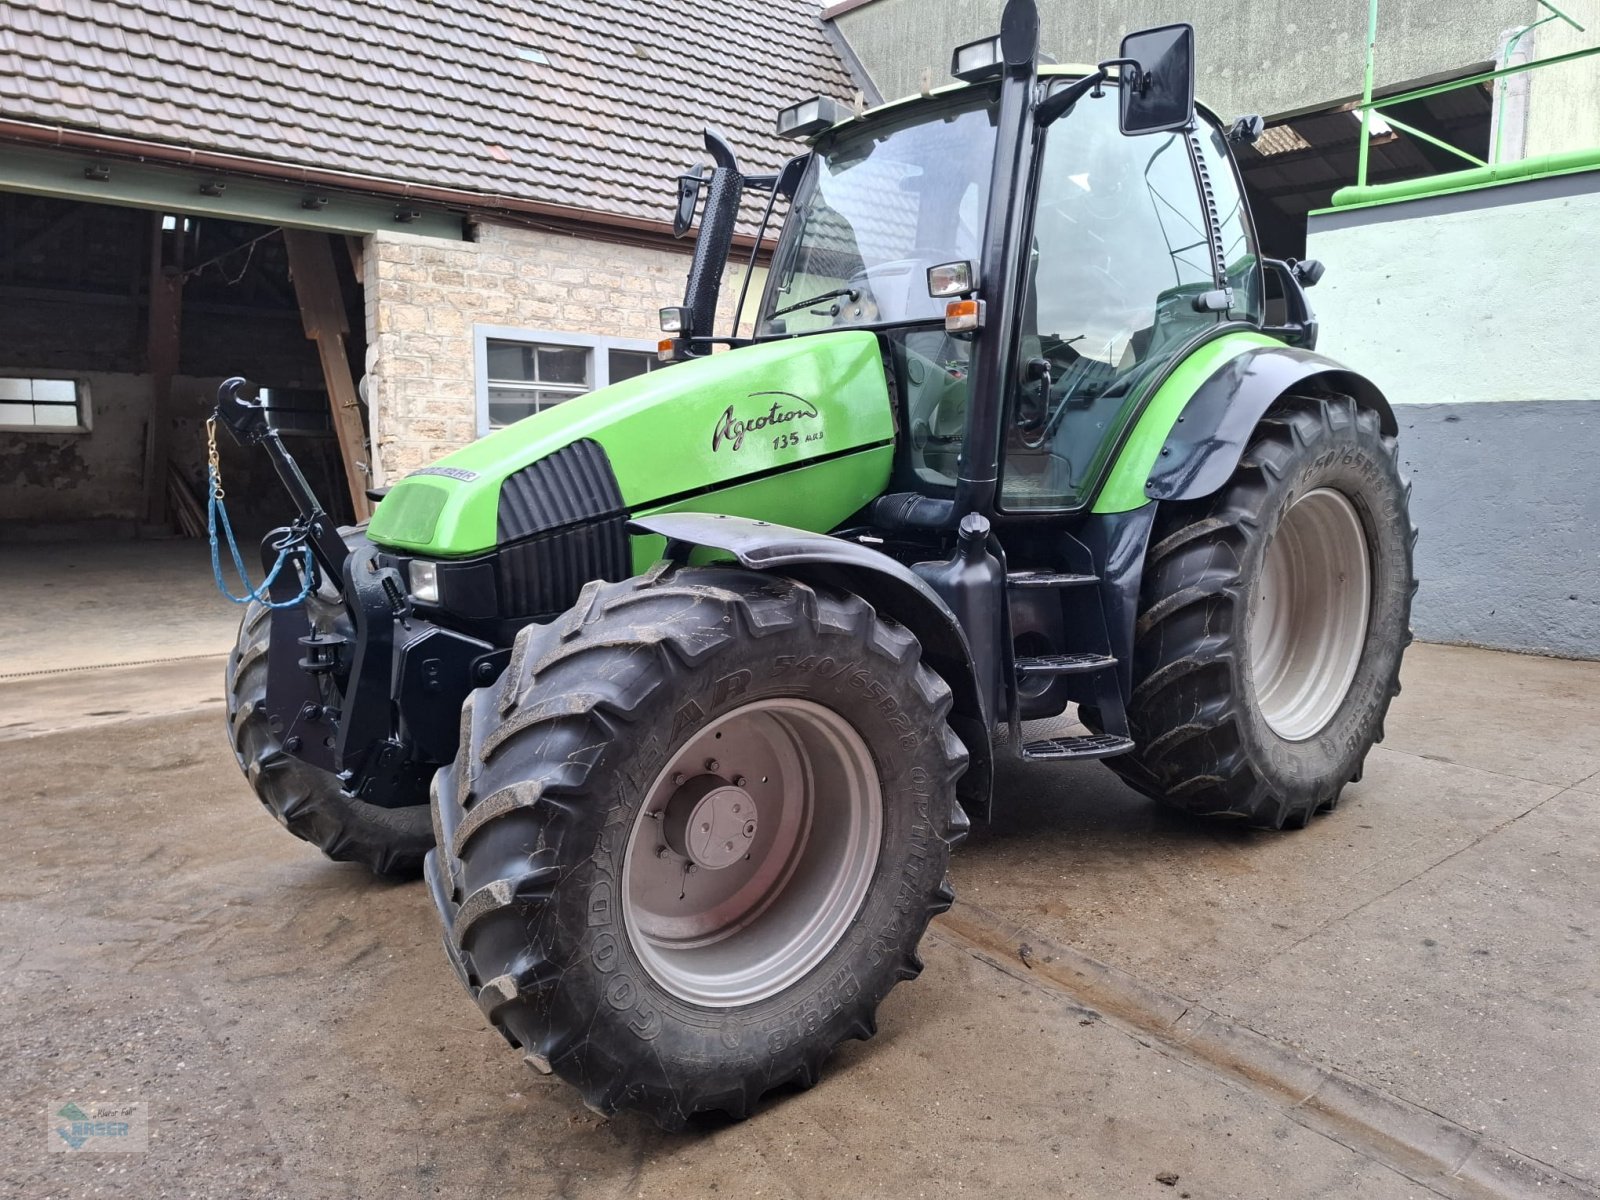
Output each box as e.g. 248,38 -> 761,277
1143,345 -> 1398,504
630,512 -> 994,819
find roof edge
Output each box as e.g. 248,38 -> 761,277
0,117 -> 751,251
820,0 -> 881,19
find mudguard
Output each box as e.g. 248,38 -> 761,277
1144,344 -> 1397,503
629,512 -> 995,818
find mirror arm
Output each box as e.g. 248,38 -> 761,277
1095,56 -> 1144,96
1034,69 -> 1105,127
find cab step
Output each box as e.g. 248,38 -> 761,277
1015,652 -> 1116,677
1006,570 -> 1099,589
1021,734 -> 1135,762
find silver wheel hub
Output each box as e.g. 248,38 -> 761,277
662,775 -> 759,870
1248,487 -> 1372,741
622,698 -> 882,1008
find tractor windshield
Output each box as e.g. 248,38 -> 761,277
758,93 -> 999,336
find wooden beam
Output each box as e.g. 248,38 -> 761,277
344,234 -> 365,282
282,228 -> 371,522
142,212 -> 183,527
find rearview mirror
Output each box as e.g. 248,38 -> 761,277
1117,23 -> 1195,136
774,153 -> 810,199
672,164 -> 705,239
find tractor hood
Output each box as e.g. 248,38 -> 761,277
366,331 -> 895,558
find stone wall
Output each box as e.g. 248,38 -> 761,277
363,221 -> 759,483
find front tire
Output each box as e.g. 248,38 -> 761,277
226,599 -> 433,877
1104,394 -> 1416,828
427,566 -> 969,1127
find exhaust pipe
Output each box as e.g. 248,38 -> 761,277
679,129 -> 743,342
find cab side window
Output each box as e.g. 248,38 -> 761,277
1001,88 -> 1216,510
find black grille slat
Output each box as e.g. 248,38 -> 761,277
497,439 -> 624,542
495,516 -> 631,617
488,439 -> 631,619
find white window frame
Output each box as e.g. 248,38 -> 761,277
473,325 -> 659,436
0,373 -> 92,434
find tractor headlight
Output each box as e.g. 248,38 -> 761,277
408,559 -> 440,605
659,306 -> 690,334
927,260 -> 975,297
775,96 -> 843,140
951,35 -> 1003,81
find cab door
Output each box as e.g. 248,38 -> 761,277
1000,85 -> 1227,511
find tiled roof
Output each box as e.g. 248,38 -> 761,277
0,0 -> 856,224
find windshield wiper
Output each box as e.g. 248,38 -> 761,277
767,286 -> 858,319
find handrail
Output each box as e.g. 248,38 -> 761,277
1353,0 -> 1595,189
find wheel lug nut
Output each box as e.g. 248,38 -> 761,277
700,822 -> 711,833
672,773 -> 685,786
705,758 -> 719,773
734,775 -> 747,788
657,846 -> 672,860
742,820 -> 757,838
731,803 -> 741,814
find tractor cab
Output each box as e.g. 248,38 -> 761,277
667,16 -> 1302,523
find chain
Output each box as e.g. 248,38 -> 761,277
203,414 -> 311,609
205,415 -> 225,501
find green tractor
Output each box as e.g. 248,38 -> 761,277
220,0 -> 1413,1127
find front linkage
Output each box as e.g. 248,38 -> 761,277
213,378 -> 504,812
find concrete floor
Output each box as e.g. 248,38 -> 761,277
1,556 -> 1597,1198
0,540 -> 243,677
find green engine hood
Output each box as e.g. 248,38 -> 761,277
367,331 -> 895,557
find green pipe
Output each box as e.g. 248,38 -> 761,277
1370,43 -> 1600,109
1329,144 -> 1600,208
1357,0 -> 1380,188
1381,114 -> 1488,167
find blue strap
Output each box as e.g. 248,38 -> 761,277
207,462 -> 313,609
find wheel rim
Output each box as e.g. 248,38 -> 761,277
622,698 -> 883,1007
1248,487 -> 1372,741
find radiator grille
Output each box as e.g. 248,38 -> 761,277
497,438 -> 623,542
495,516 -> 632,617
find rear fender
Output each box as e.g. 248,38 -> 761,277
630,512 -> 994,820
1144,345 -> 1397,503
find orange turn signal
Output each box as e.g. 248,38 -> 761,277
944,297 -> 985,332
657,337 -> 677,363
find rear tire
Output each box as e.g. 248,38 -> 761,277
226,599 -> 433,877
1104,394 -> 1416,829
427,565 -> 969,1127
